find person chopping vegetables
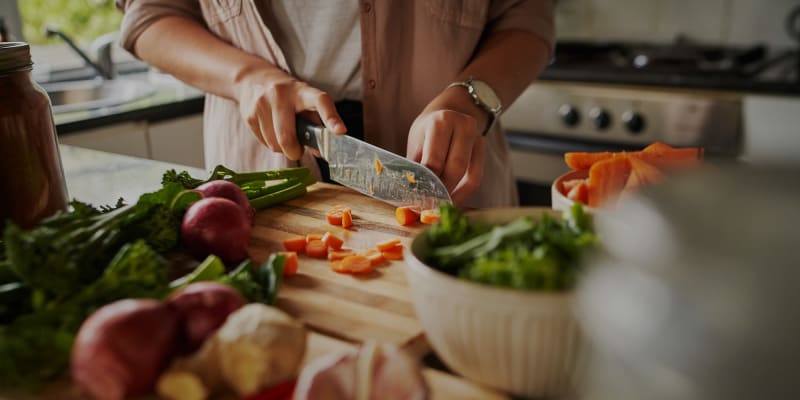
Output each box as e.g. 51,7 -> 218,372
116,0 -> 554,207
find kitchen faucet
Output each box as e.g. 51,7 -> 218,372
45,27 -> 115,80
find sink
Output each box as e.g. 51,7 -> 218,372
42,79 -> 157,114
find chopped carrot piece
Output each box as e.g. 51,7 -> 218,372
375,159 -> 383,175
587,157 -> 631,208
405,171 -> 416,183
341,208 -> 353,229
321,231 -> 344,250
395,206 -> 420,226
328,249 -> 354,261
330,260 -> 351,274
282,236 -> 307,253
625,156 -> 665,190
381,245 -> 404,261
420,209 -> 440,224
279,251 -> 299,276
565,144 -> 703,171
305,233 -> 322,243
341,255 -> 373,274
363,249 -> 386,266
566,180 -> 589,204
561,178 -> 584,193
376,238 -> 402,252
326,205 -> 349,226
305,239 -> 328,259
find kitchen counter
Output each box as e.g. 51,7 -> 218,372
49,145 -> 512,400
53,72 -> 205,135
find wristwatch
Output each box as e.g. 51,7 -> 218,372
447,77 -> 503,136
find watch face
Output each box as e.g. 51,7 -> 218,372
470,79 -> 502,113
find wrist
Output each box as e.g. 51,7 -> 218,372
435,85 -> 492,134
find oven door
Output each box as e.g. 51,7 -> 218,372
507,132 -> 640,206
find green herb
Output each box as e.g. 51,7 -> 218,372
0,165 -> 306,388
426,202 -> 598,291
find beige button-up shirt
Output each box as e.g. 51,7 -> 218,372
117,0 -> 555,208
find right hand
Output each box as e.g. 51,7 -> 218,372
233,67 -> 347,160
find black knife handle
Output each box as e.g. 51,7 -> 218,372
296,116 -> 323,152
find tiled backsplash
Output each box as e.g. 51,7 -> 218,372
556,0 -> 800,49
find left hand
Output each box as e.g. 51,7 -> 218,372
407,87 -> 489,205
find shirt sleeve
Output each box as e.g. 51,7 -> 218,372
115,0 -> 204,56
486,0 -> 555,56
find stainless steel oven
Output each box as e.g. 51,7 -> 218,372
502,39 -> 799,206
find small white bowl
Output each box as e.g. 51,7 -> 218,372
552,170 -> 591,212
405,208 -> 583,398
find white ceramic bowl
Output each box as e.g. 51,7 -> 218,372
405,208 -> 583,398
551,169 -> 591,212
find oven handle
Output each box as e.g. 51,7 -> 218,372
505,131 -> 641,154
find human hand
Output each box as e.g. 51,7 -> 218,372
233,67 -> 347,160
407,88 -> 489,205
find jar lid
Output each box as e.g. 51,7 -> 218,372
0,42 -> 33,74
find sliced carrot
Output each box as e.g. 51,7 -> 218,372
282,236 -> 307,253
625,156 -> 665,190
420,209 -> 440,224
341,255 -> 373,274
328,249 -> 354,261
405,171 -> 416,184
381,245 -> 404,261
305,233 -> 323,243
376,238 -> 402,252
561,178 -> 584,193
341,208 -> 353,229
321,231 -> 344,250
395,206 -> 420,226
565,144 -> 703,171
279,251 -> 299,276
330,260 -> 351,274
566,180 -> 589,204
586,157 -> 631,208
363,249 -> 386,266
375,159 -> 383,175
326,205 -> 350,226
305,239 -> 328,259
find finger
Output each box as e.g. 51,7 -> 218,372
299,88 -> 346,135
272,100 -> 303,161
420,116 -> 453,177
245,112 -> 267,148
441,117 -> 479,192
451,136 -> 486,206
257,112 -> 280,152
406,120 -> 424,162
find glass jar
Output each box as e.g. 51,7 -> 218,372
0,42 -> 68,230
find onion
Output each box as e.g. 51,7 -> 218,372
71,299 -> 180,400
168,282 -> 247,353
195,180 -> 254,222
181,197 -> 251,265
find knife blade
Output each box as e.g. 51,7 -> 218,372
296,117 -> 452,210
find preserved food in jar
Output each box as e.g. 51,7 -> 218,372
0,42 -> 68,230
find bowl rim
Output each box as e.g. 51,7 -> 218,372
405,207 -> 576,303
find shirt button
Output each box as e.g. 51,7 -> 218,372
364,2 -> 372,13
368,79 -> 376,89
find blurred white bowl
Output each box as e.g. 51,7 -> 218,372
405,208 -> 583,398
552,169 -> 591,212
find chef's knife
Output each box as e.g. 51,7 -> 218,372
296,117 -> 452,210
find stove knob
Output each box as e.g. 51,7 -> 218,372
558,104 -> 580,127
589,108 -> 611,130
623,111 -> 646,134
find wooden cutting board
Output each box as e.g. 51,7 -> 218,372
247,183 -> 425,345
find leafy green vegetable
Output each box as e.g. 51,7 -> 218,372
426,202 -> 598,291
0,165 -> 303,388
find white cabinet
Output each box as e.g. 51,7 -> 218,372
58,114 -> 205,168
148,115 -> 205,169
58,121 -> 150,158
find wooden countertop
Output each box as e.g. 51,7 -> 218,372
10,146 -> 511,399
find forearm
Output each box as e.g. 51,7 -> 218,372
427,29 -> 550,129
133,16 -> 283,100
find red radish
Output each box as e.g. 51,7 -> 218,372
195,180 -> 254,222
167,282 -> 247,353
71,299 -> 180,400
181,197 -> 252,265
